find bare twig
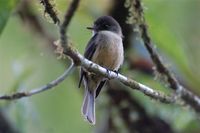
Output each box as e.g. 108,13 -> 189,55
131,0 -> 200,112
140,24 -> 180,90
0,62 -> 75,100
60,0 -> 80,46
140,24 -> 200,111
66,51 -> 175,103
40,0 -> 60,24
80,54 -> 175,103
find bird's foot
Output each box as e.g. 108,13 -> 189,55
113,70 -> 119,75
106,69 -> 111,79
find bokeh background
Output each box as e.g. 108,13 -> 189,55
0,0 -> 200,133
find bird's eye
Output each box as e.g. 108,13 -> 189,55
105,24 -> 109,28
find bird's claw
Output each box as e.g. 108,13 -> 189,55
106,69 -> 119,79
106,69 -> 111,79
113,70 -> 119,75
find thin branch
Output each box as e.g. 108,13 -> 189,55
0,62 -> 75,100
60,0 -> 80,47
132,0 -> 200,112
140,24 -> 200,111
59,46 -> 175,103
140,24 -> 180,90
77,53 -> 175,103
40,0 -> 60,24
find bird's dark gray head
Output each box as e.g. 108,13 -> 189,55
87,16 -> 122,36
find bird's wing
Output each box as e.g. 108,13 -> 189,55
95,80 -> 106,98
78,34 -> 98,88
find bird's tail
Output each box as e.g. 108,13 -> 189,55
81,89 -> 95,125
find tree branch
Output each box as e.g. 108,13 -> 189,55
0,62 -> 75,100
140,23 -> 200,111
60,0 -> 80,46
132,0 -> 200,112
78,53 -> 175,103
40,0 -> 60,24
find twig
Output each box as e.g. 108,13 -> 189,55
77,52 -> 175,103
40,0 -> 60,24
60,0 -> 80,46
140,24 -> 180,90
132,0 -> 200,112
0,62 -> 75,100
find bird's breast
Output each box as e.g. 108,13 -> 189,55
91,31 -> 124,70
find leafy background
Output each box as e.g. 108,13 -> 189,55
0,0 -> 200,133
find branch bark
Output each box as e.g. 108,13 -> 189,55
40,0 -> 60,24
132,0 -> 200,112
79,52 -> 175,103
60,0 -> 80,46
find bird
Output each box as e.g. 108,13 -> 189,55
78,16 -> 124,125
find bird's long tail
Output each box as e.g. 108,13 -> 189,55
81,89 -> 95,125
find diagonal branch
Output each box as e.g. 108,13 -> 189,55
132,0 -> 200,112
40,0 -> 60,24
0,62 -> 75,100
140,24 -> 200,111
77,53 -> 175,103
60,0 -> 80,46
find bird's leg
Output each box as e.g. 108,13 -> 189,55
106,69 -> 112,80
113,70 -> 119,78
106,69 -> 119,79
113,70 -> 119,75
106,69 -> 110,77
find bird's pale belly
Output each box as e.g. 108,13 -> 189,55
92,43 -> 123,71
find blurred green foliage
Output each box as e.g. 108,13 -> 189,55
0,0 -> 200,133
0,0 -> 19,35
144,0 -> 200,92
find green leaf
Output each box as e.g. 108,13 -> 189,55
0,0 -> 18,36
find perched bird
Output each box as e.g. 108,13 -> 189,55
79,16 -> 124,125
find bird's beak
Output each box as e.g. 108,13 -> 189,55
86,27 -> 94,30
